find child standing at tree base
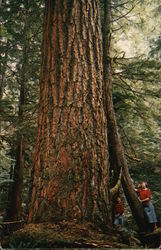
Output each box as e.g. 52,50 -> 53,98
113,196 -> 125,230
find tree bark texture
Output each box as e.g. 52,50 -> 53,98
103,0 -> 149,232
28,0 -> 111,224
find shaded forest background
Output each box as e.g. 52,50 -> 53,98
0,0 -> 161,246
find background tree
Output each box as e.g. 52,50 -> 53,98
111,0 -> 161,212
102,0 -> 149,232
108,0 -> 161,228
0,0 -> 43,219
111,0 -> 160,166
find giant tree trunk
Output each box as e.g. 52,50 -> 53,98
28,0 -> 111,225
103,0 -> 149,232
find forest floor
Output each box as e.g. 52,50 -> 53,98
0,221 -> 144,249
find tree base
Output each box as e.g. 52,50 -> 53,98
1,221 -> 143,249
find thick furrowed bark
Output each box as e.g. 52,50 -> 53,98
28,0 -> 111,225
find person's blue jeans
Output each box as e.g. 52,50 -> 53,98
143,202 -> 157,223
114,213 -> 125,227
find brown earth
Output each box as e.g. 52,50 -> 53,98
1,221 -> 143,248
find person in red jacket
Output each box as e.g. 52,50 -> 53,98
135,181 -> 157,231
113,196 -> 125,229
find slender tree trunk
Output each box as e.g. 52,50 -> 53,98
6,70 -> 26,221
28,0 -> 111,225
103,0 -> 149,232
0,39 -> 9,133
6,19 -> 28,221
6,66 -> 26,220
102,0 -> 121,189
6,136 -> 24,221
